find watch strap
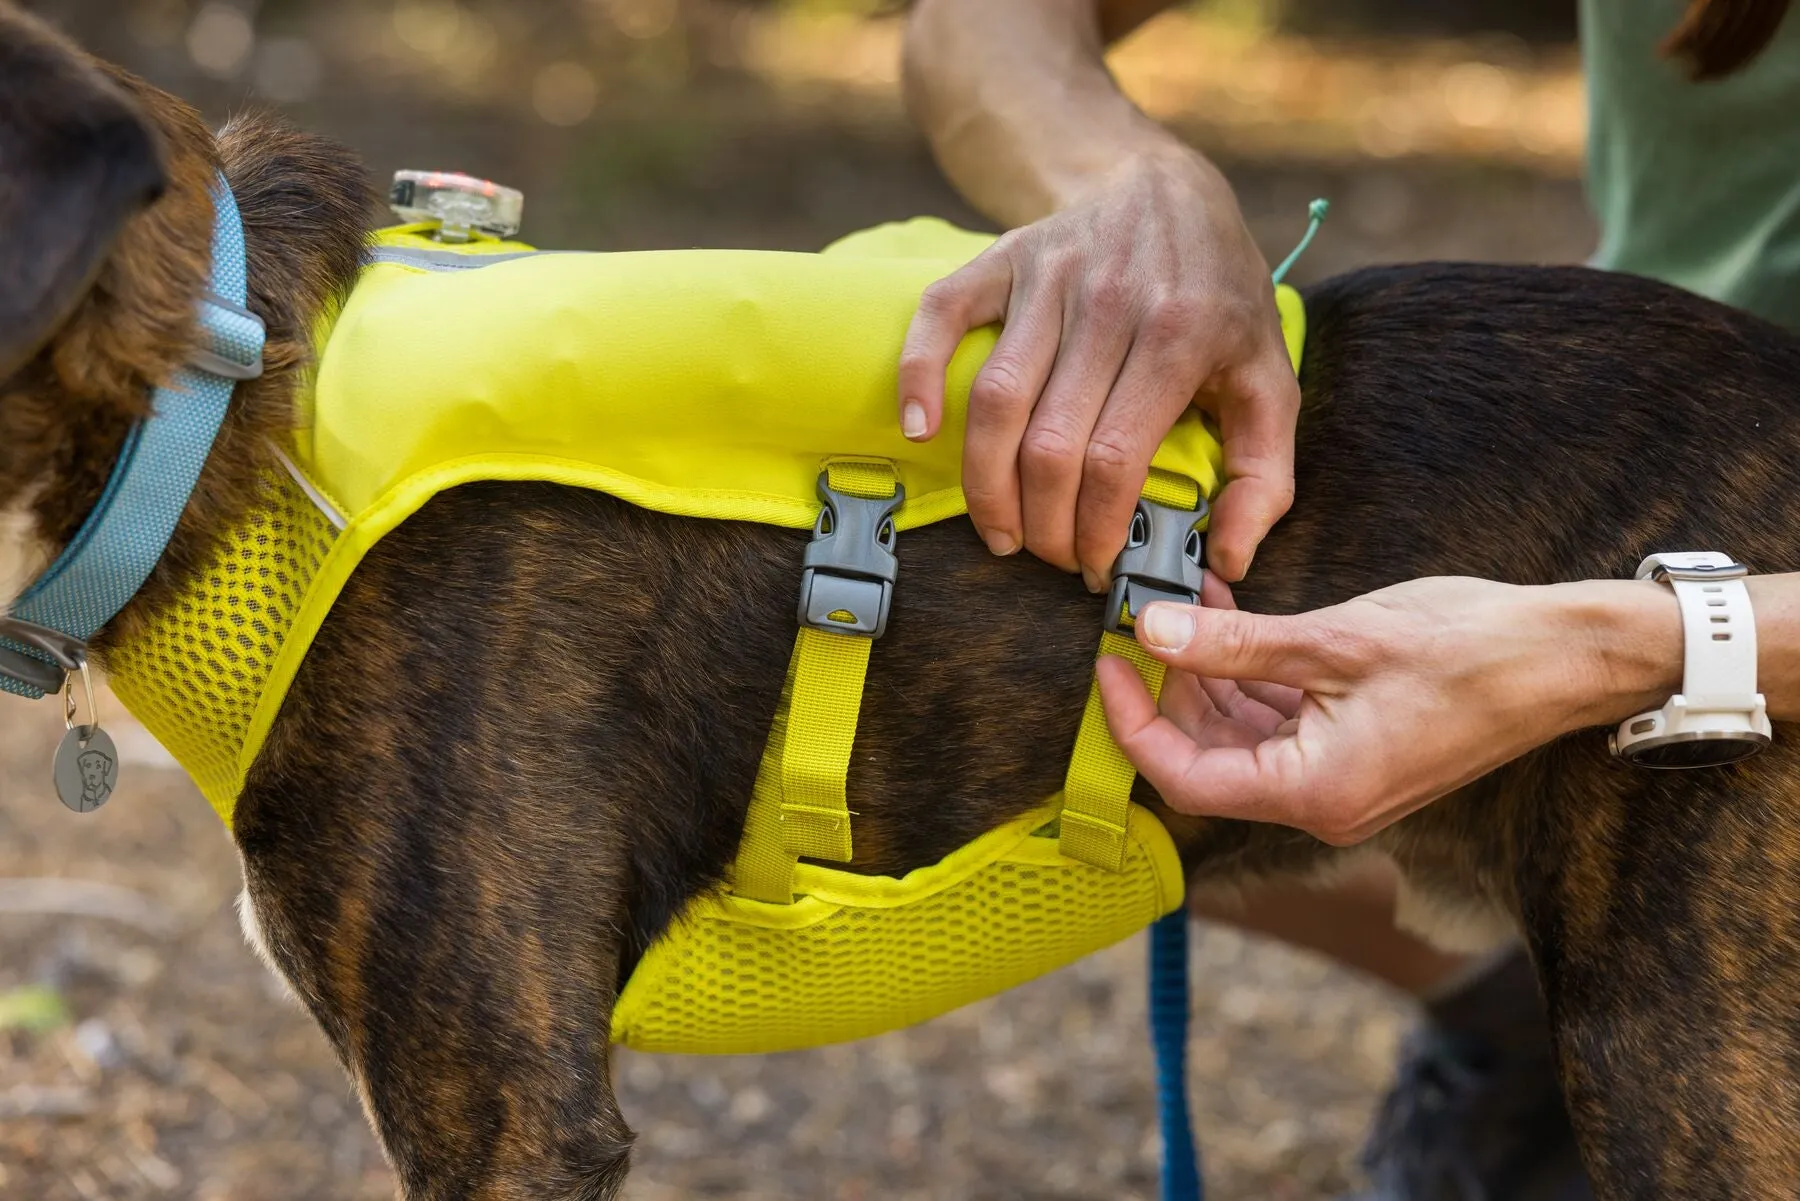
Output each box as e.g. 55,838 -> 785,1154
1634,552 -> 1759,710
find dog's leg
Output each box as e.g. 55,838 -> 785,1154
235,791 -> 635,1201
1517,738 -> 1800,1201
226,482 -> 823,1200
223,490 -> 736,1199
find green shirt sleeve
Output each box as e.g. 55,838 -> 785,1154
1583,0 -> 1800,331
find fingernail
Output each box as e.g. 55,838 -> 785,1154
902,401 -> 927,439
1082,567 -> 1106,594
984,529 -> 1019,556
1142,604 -> 1196,651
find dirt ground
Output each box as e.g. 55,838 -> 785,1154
2,6 -> 1599,1200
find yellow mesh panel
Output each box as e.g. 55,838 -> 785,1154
611,802 -> 1184,1055
104,471 -> 337,823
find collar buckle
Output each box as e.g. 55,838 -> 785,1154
1105,496 -> 1208,634
798,472 -> 903,639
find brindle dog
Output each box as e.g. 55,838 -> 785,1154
3,3 -> 1797,1199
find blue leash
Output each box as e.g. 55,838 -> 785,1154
1150,909 -> 1201,1201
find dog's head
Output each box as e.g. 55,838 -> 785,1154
0,4 -> 373,623
0,2 -> 221,606
0,7 -> 166,382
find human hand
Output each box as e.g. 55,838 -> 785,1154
1097,574 -> 1684,845
896,148 -> 1299,587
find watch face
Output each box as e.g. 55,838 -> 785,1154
1622,731 -> 1770,770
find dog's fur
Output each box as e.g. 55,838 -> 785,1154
5,3 -> 1800,1198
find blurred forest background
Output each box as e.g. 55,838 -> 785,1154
21,0 -> 1593,259
3,1 -> 1599,1199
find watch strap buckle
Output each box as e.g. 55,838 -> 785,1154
1636,551 -> 1748,584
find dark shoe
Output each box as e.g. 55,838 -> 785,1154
1343,948 -> 1594,1201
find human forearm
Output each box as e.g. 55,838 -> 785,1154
1749,574 -> 1800,718
901,0 -> 1194,226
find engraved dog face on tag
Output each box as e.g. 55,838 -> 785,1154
53,725 -> 119,813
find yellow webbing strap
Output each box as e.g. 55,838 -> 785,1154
778,628 -> 872,860
1057,468 -> 1201,871
731,459 -> 897,903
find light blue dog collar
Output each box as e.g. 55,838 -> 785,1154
0,176 -> 264,699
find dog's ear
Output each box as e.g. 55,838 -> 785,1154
0,9 -> 168,381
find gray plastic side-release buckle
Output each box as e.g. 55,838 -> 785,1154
797,473 -> 904,638
1104,496 -> 1208,634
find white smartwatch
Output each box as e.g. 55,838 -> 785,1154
1609,552 -> 1772,769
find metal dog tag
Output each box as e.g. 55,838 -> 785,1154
54,724 -> 119,813
51,657 -> 117,813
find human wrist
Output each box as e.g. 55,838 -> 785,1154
1549,579 -> 1684,730
1044,137 -> 1218,213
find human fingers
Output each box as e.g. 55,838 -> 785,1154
1233,678 -> 1306,715
1013,286 -> 1136,577
1196,674 -> 1296,734
1198,571 -> 1237,610
1202,345 -> 1300,581
1187,578 -> 1304,711
1097,655 -> 1313,821
898,247 -> 1014,443
1134,601 -> 1361,691
958,277 -> 1073,557
1102,660 -> 1391,841
1070,321 -> 1207,592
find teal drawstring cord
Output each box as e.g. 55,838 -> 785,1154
1270,198 -> 1331,286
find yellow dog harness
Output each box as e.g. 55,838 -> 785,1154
105,217 -> 1304,1055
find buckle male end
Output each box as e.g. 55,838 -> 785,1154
798,473 -> 904,638
1104,497 -> 1208,634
